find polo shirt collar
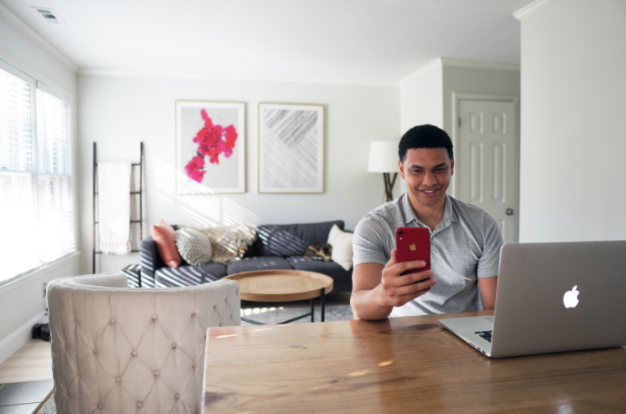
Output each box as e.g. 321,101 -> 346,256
400,193 -> 458,228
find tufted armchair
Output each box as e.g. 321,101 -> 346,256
47,272 -> 240,414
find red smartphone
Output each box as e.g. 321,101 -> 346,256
395,227 -> 431,275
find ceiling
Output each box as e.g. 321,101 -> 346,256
0,0 -> 534,85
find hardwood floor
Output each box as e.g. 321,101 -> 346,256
0,340 -> 52,384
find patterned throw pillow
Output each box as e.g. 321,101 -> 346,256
175,228 -> 212,266
176,224 -> 257,264
200,224 -> 256,264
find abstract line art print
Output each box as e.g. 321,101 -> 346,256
258,103 -> 324,193
176,101 -> 245,194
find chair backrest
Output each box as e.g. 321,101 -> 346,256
47,273 -> 240,414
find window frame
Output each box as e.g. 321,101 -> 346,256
0,56 -> 77,286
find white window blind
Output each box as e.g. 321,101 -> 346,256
0,64 -> 75,283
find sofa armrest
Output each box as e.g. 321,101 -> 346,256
140,236 -> 165,286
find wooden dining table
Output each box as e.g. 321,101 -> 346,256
203,310 -> 626,413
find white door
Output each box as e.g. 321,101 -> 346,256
457,100 -> 517,243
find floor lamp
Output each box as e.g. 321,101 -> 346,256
368,141 -> 399,202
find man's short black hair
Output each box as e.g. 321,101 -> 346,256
398,124 -> 454,162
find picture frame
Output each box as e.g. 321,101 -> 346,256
175,100 -> 246,194
258,103 -> 325,193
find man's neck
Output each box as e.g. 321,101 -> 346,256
408,194 -> 447,232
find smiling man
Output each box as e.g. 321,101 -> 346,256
351,124 -> 503,320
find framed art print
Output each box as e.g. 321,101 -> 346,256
176,100 -> 245,194
258,103 -> 324,193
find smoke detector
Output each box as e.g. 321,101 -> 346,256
32,7 -> 64,24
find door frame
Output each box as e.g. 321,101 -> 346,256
451,93 -> 520,243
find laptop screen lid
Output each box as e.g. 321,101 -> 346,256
489,240 -> 626,358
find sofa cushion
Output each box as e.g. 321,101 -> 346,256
327,224 -> 354,271
286,256 -> 352,284
254,221 -> 345,257
150,220 -> 182,268
155,263 -> 226,287
175,228 -> 212,266
227,256 -> 292,275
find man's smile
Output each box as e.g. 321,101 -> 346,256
418,187 -> 441,197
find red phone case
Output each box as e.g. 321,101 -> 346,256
395,227 -> 431,274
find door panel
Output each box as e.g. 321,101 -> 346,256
459,100 -> 517,244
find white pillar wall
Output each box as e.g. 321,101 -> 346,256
517,0 -> 626,242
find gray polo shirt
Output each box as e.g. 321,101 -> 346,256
353,193 -> 503,316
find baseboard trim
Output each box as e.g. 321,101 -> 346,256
0,311 -> 46,365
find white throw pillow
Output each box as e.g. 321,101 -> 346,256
327,224 -> 353,271
175,228 -> 212,266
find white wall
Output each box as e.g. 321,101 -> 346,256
0,13 -> 80,363
400,59 -> 443,132
518,0 -> 626,242
78,75 -> 399,273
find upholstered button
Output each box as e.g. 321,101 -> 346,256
132,350 -> 137,356
154,371 -> 159,376
192,311 -> 197,316
152,315 -> 158,320
116,377 -> 121,382
93,348 -> 98,354
172,343 -> 177,348
137,402 -> 143,408
219,322 -> 223,327
110,318 -> 115,324
175,393 -> 180,399
98,403 -> 102,409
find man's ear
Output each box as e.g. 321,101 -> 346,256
450,157 -> 455,176
398,159 -> 405,179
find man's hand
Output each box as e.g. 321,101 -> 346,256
351,249 -> 437,320
377,249 -> 436,307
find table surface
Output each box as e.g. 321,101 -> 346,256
204,310 -> 626,413
223,269 -> 333,302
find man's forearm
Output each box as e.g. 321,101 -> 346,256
350,287 -> 394,321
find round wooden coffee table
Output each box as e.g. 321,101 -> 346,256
224,269 -> 334,324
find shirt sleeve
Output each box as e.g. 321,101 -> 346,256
352,214 -> 390,267
476,214 -> 504,278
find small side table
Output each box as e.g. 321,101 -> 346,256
224,270 -> 334,324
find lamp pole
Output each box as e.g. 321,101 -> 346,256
368,141 -> 400,203
383,172 -> 398,202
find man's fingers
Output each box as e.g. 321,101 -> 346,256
392,277 -> 436,297
382,268 -> 434,288
390,259 -> 429,276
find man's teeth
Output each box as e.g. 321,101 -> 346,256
422,189 -> 437,193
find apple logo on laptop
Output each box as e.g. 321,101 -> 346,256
410,244 -> 416,251
563,285 -> 580,308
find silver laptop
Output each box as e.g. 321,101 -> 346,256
439,241 -> 626,358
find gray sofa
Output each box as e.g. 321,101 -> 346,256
140,220 -> 353,292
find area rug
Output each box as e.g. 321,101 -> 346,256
240,304 -> 353,325
34,392 -> 54,414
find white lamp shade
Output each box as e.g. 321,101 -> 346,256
367,141 -> 399,173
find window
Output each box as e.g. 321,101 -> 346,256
0,61 -> 75,283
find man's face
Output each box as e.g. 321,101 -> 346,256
398,148 -> 454,210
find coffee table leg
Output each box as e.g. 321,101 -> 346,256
310,299 -> 315,323
321,287 -> 326,322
